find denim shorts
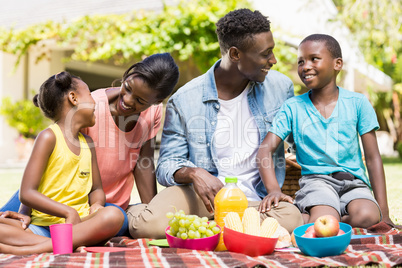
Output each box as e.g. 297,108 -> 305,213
28,225 -> 51,238
294,174 -> 381,218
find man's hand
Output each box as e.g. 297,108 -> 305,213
0,211 -> 31,229
190,168 -> 224,213
258,191 -> 293,213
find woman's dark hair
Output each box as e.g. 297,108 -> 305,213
216,9 -> 271,55
121,53 -> 179,99
33,71 -> 80,120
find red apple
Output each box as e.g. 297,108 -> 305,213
314,215 -> 340,237
337,229 -> 345,236
305,225 -> 315,234
302,231 -> 317,238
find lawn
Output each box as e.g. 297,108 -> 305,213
1,158 -> 401,225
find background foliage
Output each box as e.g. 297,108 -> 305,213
0,0 -> 296,77
0,97 -> 50,138
333,0 -> 402,150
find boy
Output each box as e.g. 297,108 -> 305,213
256,34 -> 399,228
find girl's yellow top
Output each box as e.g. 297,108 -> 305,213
31,124 -> 92,226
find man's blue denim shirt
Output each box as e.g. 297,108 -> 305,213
156,60 -> 294,199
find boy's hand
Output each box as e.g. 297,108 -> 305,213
382,216 -> 402,230
0,211 -> 31,229
89,203 -> 104,214
258,191 -> 294,213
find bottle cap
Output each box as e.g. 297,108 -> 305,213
225,177 -> 238,183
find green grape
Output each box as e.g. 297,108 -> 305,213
188,215 -> 196,221
184,219 -> 191,228
208,221 -> 217,228
193,220 -> 201,228
188,230 -> 195,239
179,219 -> 186,227
206,229 -> 214,237
212,226 -> 220,234
170,228 -> 178,236
201,217 -> 208,222
179,227 -> 186,233
166,229 -> 172,236
181,232 -> 188,240
199,226 -> 206,234
188,224 -> 196,231
166,212 -> 174,219
194,231 -> 201,239
176,232 -> 182,238
201,221 -> 208,228
201,234 -> 207,238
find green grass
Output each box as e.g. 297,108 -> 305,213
1,158 -> 401,225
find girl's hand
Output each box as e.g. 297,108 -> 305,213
65,208 -> 81,225
0,211 -> 31,229
258,191 -> 294,213
89,203 -> 104,214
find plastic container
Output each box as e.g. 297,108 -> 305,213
293,222 -> 352,257
214,177 -> 248,251
165,226 -> 220,251
223,226 -> 278,257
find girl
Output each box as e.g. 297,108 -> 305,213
0,72 -> 124,255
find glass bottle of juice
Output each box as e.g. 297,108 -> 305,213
214,177 -> 248,251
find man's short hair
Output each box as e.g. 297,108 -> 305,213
216,8 -> 271,55
300,34 -> 342,59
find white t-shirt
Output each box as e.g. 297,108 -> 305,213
213,84 -> 261,201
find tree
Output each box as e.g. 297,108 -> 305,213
333,0 -> 402,147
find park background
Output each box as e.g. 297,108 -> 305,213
0,0 -> 401,224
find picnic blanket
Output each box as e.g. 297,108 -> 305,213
1,222 -> 401,268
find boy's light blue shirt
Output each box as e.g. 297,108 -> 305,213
156,60 -> 294,199
269,87 -> 379,186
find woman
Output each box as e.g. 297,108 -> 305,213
0,53 -> 180,236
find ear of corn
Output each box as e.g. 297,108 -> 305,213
224,212 -> 243,233
242,207 -> 260,236
260,217 -> 279,238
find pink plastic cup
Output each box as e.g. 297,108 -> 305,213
50,223 -> 73,254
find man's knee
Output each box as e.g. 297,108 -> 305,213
266,201 -> 303,233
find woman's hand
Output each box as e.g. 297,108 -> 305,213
0,211 -> 31,229
258,191 -> 293,213
89,203 -> 104,214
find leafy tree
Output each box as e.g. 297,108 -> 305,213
333,0 -> 402,144
0,0 -> 295,78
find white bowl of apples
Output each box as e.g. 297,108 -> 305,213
293,215 -> 352,257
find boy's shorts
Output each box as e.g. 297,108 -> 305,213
294,174 -> 381,218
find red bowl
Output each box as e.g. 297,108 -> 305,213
165,226 -> 220,251
223,226 -> 278,257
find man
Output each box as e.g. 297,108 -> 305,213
127,8 -> 303,239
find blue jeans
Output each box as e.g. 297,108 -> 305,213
0,190 -> 129,237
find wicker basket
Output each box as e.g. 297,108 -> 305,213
282,156 -> 301,198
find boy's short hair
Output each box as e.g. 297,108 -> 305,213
216,8 -> 271,55
300,34 -> 342,59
